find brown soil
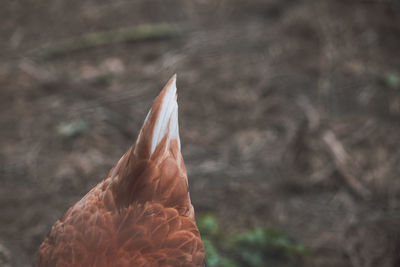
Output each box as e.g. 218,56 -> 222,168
1,1 -> 400,266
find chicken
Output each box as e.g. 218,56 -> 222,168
37,75 -> 205,267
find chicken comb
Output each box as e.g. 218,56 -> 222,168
37,75 -> 205,267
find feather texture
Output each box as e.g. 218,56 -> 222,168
37,75 -> 205,267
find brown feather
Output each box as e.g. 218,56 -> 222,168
37,76 -> 205,267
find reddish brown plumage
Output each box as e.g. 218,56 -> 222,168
37,76 -> 205,267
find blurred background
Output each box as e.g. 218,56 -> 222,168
1,0 -> 400,266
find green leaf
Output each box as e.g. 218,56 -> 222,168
57,119 -> 89,137
232,227 -> 306,266
198,215 -> 219,236
203,238 -> 220,267
203,238 -> 237,267
198,214 -> 306,267
384,72 -> 400,89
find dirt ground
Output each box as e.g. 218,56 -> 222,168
1,0 -> 400,266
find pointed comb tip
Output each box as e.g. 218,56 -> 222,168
138,75 -> 181,156
162,74 -> 177,95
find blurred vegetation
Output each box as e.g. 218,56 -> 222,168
57,119 -> 89,138
198,215 -> 307,267
384,71 -> 400,89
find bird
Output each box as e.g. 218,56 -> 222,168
37,75 -> 205,267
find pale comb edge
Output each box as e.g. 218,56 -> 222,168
149,76 -> 181,154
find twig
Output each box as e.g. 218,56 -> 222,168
322,130 -> 371,199
297,95 -> 321,131
34,23 -> 186,59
